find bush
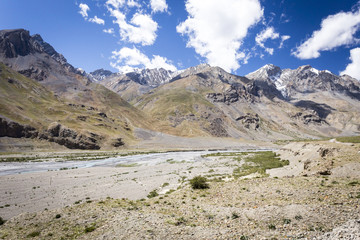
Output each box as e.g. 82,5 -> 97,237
84,225 -> 96,233
0,216 -> 4,225
190,176 -> 209,189
27,231 -> 41,238
147,189 -> 159,198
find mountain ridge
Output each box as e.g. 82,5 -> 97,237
0,28 -> 360,149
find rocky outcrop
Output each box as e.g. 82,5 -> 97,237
43,122 -> 101,150
0,118 -> 101,150
207,85 -> 255,104
0,29 -> 83,83
89,69 -> 114,82
236,113 -> 260,130
0,117 -> 38,138
0,29 -> 34,58
291,111 -> 328,125
203,118 -> 229,137
112,138 -> 125,147
18,67 -> 48,81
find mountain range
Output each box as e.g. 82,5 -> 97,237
1,29 -> 359,150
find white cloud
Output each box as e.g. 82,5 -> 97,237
127,0 -> 140,8
340,47 -> 360,80
79,3 -> 90,19
255,27 -> 279,55
103,28 -> 115,34
177,0 -> 263,72
89,16 -> 105,25
279,35 -> 290,48
106,0 -> 125,9
108,8 -> 158,45
293,8 -> 360,59
110,47 -> 177,72
150,0 -> 168,13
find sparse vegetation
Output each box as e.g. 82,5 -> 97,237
147,189 -> 159,198
116,163 -> 138,167
84,224 -> 96,233
336,135 -> 360,143
233,151 -> 289,178
26,231 -> 41,238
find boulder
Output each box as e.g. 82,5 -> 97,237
112,138 -> 125,147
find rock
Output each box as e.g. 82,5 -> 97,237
0,117 -> 38,138
318,147 -> 335,158
207,85 -> 255,104
98,112 -> 107,118
112,138 -> 125,147
77,116 -> 87,121
236,113 -> 260,130
0,29 -> 33,58
18,67 -> 47,81
47,122 -> 61,137
46,122 -> 100,150
318,169 -> 332,176
203,118 -> 229,137
291,111 -> 328,125
304,160 -> 311,170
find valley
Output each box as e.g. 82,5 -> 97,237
0,28 -> 360,239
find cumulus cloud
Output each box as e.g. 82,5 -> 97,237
110,47 -> 177,72
106,0 -> 125,9
89,16 -> 105,25
106,0 -> 140,9
79,3 -> 90,19
177,0 -> 263,72
255,27 -> 279,55
103,28 -> 115,34
108,8 -> 158,45
150,0 -> 168,13
293,8 -> 360,59
127,0 -> 140,8
255,27 -> 290,54
340,47 -> 360,80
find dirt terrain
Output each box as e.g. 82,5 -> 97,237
0,139 -> 359,239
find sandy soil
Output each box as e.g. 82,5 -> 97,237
0,150 -> 260,220
0,140 -> 359,239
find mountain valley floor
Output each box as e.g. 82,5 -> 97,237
0,137 -> 359,239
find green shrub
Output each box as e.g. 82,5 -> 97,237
84,225 -> 96,233
231,212 -> 240,219
27,231 -> 41,238
0,216 -> 4,225
147,189 -> 159,198
268,224 -> 276,230
190,176 -> 209,189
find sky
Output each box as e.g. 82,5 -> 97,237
1,0 -> 360,79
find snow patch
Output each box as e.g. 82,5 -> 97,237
310,67 -> 319,75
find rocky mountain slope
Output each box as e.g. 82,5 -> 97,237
0,29 -> 152,150
1,28 -> 359,148
99,68 -> 178,101
130,64 -> 360,140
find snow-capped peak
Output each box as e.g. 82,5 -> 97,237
310,67 -> 319,75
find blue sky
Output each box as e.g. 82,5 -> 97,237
1,0 -> 360,79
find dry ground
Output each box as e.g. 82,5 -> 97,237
0,140 -> 359,239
